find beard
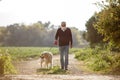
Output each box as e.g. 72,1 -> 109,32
61,27 -> 67,31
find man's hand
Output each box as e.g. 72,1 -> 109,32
70,44 -> 72,48
69,42 -> 72,48
54,40 -> 58,45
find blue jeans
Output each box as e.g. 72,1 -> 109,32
59,45 -> 69,69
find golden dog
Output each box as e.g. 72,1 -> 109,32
40,51 -> 53,68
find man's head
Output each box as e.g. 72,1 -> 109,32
61,21 -> 66,27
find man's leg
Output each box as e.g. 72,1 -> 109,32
59,46 -> 65,69
64,46 -> 69,70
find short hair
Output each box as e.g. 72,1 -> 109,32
61,21 -> 66,24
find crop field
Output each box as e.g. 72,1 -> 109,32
0,47 -> 80,60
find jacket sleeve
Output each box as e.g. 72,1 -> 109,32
69,29 -> 73,46
55,29 -> 59,40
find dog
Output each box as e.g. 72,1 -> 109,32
40,51 -> 53,68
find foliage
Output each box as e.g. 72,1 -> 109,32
0,47 -> 59,61
110,53 -> 120,74
0,49 -> 17,75
0,47 -> 79,75
0,21 -> 87,47
48,66 -> 68,74
71,27 -> 88,47
37,66 -> 68,74
0,27 -> 7,46
0,47 -> 80,61
75,48 -> 120,74
75,48 -> 92,60
94,0 -> 120,50
84,15 -> 104,48
3,22 -> 54,47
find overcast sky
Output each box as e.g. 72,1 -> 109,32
0,0 -> 101,30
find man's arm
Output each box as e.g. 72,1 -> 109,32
55,29 -> 59,40
69,29 -> 73,48
54,29 -> 59,45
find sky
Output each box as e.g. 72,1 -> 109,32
0,0 -> 101,30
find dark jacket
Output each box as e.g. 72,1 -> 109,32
55,27 -> 73,46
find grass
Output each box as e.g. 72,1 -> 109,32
0,49 -> 17,74
0,47 -> 76,75
1,47 -> 119,75
0,47 -> 80,61
0,47 -> 59,60
75,47 -> 120,75
37,66 -> 69,74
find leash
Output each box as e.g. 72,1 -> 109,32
49,46 -> 53,51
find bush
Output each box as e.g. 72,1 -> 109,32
85,49 -> 113,71
87,55 -> 110,71
75,47 -> 120,73
0,49 -> 17,75
110,53 -> 120,73
75,48 -> 92,60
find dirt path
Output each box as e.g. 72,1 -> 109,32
0,54 -> 120,80
13,54 -> 87,75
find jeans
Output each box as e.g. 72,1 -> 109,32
59,45 -> 69,69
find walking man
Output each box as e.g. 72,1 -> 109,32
54,21 -> 73,70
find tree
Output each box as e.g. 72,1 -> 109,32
71,27 -> 88,47
0,27 -> 7,46
84,15 -> 104,48
94,0 -> 120,50
0,21 -> 86,47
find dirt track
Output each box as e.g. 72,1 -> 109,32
0,54 -> 120,80
13,54 -> 86,75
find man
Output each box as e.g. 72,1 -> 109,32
54,21 -> 73,70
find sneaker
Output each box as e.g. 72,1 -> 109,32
65,68 -> 68,70
61,67 -> 64,70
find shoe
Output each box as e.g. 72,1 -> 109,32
65,66 -> 68,70
61,67 -> 64,70
65,68 -> 68,70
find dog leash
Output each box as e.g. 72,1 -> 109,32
49,46 -> 53,51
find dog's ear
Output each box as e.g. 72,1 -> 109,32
40,55 -> 44,58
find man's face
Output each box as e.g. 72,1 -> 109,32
61,22 -> 66,27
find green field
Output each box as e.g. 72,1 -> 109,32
0,47 -> 80,61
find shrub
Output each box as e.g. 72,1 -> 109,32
75,48 -> 93,61
85,49 -> 113,71
87,55 -> 110,71
75,47 -> 120,73
110,53 -> 120,73
0,49 -> 17,75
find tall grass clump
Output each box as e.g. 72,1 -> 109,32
109,53 -> 120,74
75,48 -> 92,60
0,49 -> 17,75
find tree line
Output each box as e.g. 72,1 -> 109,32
0,21 -> 87,47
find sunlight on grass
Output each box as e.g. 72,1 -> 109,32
37,66 -> 69,74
